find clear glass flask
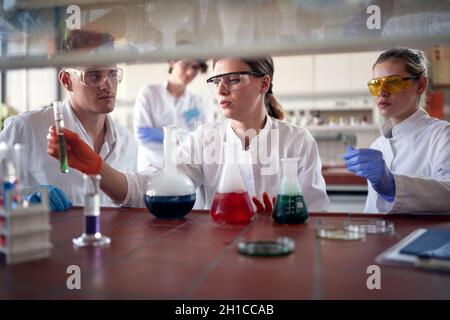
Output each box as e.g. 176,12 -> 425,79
11,144 -> 29,205
272,158 -> 308,224
210,142 -> 254,223
144,126 -> 196,219
147,1 -> 193,49
1,143 -> 16,207
73,174 -> 111,247
0,143 -> 28,207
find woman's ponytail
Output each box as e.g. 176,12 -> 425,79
265,89 -> 285,120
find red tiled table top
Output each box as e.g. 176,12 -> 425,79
323,167 -> 367,185
1,208 -> 449,299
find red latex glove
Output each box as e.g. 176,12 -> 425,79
252,192 -> 276,214
47,126 -> 103,175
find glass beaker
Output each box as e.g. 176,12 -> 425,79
72,174 -> 111,247
316,220 -> 366,241
217,0 -> 246,46
344,219 -> 395,235
272,158 -> 308,224
0,143 -> 16,207
210,142 -> 254,223
0,143 -> 29,207
144,126 -> 196,219
147,0 -> 193,48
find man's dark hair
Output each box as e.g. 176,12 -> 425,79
169,60 -> 208,74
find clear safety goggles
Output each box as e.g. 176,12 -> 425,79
65,67 -> 123,87
367,75 -> 420,96
206,71 -> 265,92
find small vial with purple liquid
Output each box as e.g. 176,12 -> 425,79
72,174 -> 111,247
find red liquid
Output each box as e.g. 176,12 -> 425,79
210,192 -> 255,223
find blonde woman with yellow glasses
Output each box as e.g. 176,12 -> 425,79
343,47 -> 450,214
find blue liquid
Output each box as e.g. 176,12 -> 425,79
2,181 -> 17,208
144,194 -> 196,219
85,216 -> 100,235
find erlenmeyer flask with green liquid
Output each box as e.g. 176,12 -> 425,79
272,158 -> 308,224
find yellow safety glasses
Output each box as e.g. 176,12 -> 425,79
367,75 -> 421,96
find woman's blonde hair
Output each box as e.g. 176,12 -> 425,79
374,47 -> 430,109
213,57 -> 285,120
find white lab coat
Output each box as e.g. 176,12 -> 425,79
120,116 -> 329,212
0,100 -> 138,207
365,108 -> 450,214
133,81 -> 209,170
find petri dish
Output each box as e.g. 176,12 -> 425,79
238,237 -> 295,257
344,219 -> 395,235
316,221 -> 365,241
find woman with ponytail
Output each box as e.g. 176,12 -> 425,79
47,57 -> 329,212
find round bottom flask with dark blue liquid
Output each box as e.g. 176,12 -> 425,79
144,126 -> 196,219
144,192 -> 196,219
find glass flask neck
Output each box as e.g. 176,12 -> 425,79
217,142 -> 246,193
280,158 -> 302,195
163,126 -> 177,173
84,174 -> 100,193
83,174 -> 101,216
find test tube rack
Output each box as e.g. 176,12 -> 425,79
0,188 -> 52,265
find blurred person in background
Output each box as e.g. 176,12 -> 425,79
133,59 -> 209,170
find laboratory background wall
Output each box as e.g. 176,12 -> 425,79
1,50 -> 449,213
2,50 -> 450,167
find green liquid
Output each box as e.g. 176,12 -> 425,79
58,134 -> 69,173
272,194 -> 308,224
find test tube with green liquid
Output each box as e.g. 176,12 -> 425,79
53,101 -> 69,173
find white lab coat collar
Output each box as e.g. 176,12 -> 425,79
224,115 -> 273,201
225,115 -> 273,150
62,99 -> 117,158
380,108 -> 429,139
162,79 -> 170,93
101,115 -> 117,157
162,79 -> 188,102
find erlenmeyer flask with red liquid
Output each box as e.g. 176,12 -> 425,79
210,142 -> 254,223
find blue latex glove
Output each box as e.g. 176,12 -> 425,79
343,146 -> 396,202
27,185 -> 72,212
137,127 -> 164,143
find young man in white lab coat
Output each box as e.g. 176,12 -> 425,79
343,48 -> 450,214
133,59 -> 209,171
0,30 -> 137,211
